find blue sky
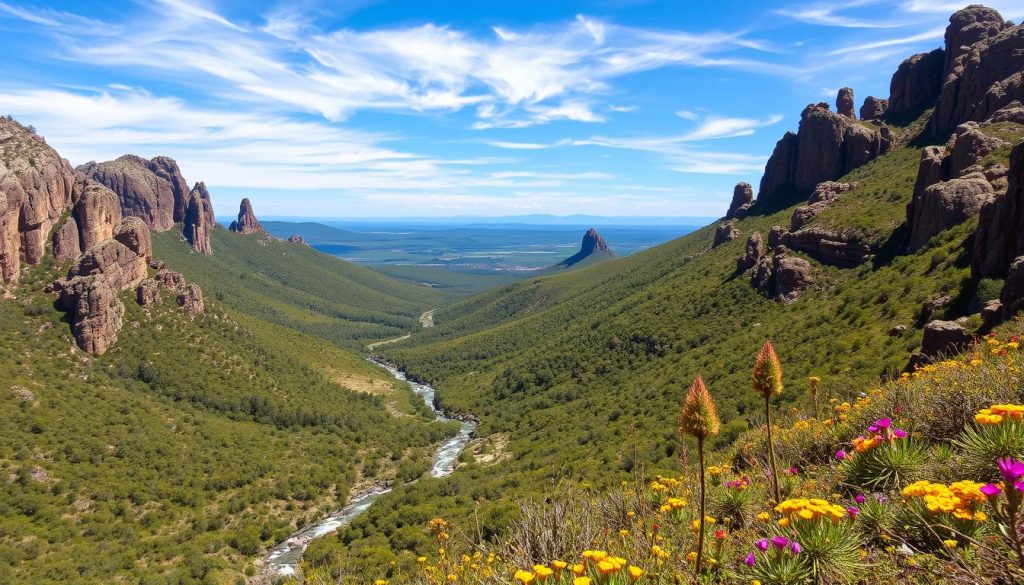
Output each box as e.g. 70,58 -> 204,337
1,1 -> 1021,218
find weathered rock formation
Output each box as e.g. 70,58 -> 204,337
135,268 -> 205,320
836,87 -> 856,119
790,181 -> 857,231
757,96 -> 891,203
909,175 -> 994,249
726,182 -> 754,219
73,179 -> 120,252
51,217 -> 81,261
558,228 -> 614,267
58,275 -> 124,355
229,198 -> 264,234
712,222 -> 740,248
736,233 -> 763,273
67,239 -> 148,292
184,182 -> 214,254
77,155 -> 190,231
921,320 -> 974,358
177,283 -> 205,318
887,49 -> 945,119
287,234 -> 306,244
860,97 -> 888,121
767,226 -> 787,249
781,227 -> 874,267
113,217 -> 153,264
0,118 -> 76,284
751,246 -> 814,302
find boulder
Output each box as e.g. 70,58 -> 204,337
860,96 -> 888,120
836,87 -> 856,119
789,182 -> 857,231
887,49 -> 945,119
920,319 -> 974,359
947,123 -> 1007,177
112,217 -> 152,263
183,182 -> 214,255
972,142 -> 1024,280
782,227 -> 874,267
58,275 -> 124,355
51,218 -> 81,261
989,101 -> 1024,123
843,124 -> 884,172
736,233 -> 764,273
909,176 -> 994,249
67,240 -> 148,292
176,282 -> 205,318
726,182 -> 754,219
72,179 -> 121,252
149,259 -> 166,270
77,155 -> 190,231
0,117 -> 76,284
757,132 -> 797,202
229,197 -> 264,234
136,278 -> 160,308
981,299 -> 1004,330
712,222 -> 740,248
154,269 -> 187,290
767,226 -> 788,248
751,248 -> 814,302
931,9 -> 1021,135
287,234 -> 306,244
889,324 -> 908,336
920,294 -> 953,323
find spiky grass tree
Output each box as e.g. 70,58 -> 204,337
680,376 -> 721,582
753,341 -> 784,504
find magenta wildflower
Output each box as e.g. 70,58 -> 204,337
997,457 -> 1024,482
790,542 -> 802,555
875,418 -> 891,429
771,536 -> 789,549
756,539 -> 769,552
847,506 -> 859,518
980,483 -> 1002,497
788,466 -> 799,475
745,552 -> 756,566
854,494 -> 865,504
835,450 -> 847,460
892,428 -> 907,439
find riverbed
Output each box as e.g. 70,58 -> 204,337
261,359 -> 474,578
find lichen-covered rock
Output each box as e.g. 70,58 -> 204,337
836,87 -> 856,119
113,216 -> 152,263
176,282 -> 204,318
712,221 -> 740,248
58,275 -> 124,355
860,96 -> 888,120
183,182 -> 214,255
77,155 -> 190,231
887,49 -> 945,119
726,182 -> 754,219
909,175 -> 994,249
229,198 -> 263,234
736,233 -> 764,273
51,217 -> 81,261
0,117 -> 76,284
67,240 -> 148,292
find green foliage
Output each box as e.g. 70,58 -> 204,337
954,419 -> 1024,482
841,439 -> 927,492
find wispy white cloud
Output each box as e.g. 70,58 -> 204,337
777,2 -> 905,28
828,27 -> 945,55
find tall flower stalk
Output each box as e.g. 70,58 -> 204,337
680,376 -> 721,582
753,341 -> 784,504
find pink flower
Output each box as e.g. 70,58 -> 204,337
756,539 -> 769,552
980,483 -> 1002,497
847,506 -> 859,518
997,457 -> 1024,482
835,450 -> 847,460
854,494 -> 865,504
874,418 -> 892,429
771,536 -> 789,549
788,466 -> 799,475
745,552 -> 756,566
790,542 -> 802,555
892,429 -> 907,439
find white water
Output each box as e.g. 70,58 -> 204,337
261,359 -> 475,578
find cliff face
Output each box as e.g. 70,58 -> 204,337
77,155 -> 190,231
183,182 -> 214,255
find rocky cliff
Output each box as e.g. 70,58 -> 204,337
77,155 -> 190,231
183,181 -> 214,254
557,228 -> 614,268
229,197 -> 264,234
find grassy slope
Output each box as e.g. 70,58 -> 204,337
0,254 -> 452,584
152,228 -> 446,349
329,116 -> 1022,569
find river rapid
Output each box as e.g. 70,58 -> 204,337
261,359 -> 475,578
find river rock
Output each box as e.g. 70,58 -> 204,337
836,87 -> 856,119
77,155 -> 190,231
860,96 -> 888,120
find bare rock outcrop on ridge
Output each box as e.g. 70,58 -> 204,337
184,181 -> 214,254
77,155 -> 190,231
229,197 -> 264,234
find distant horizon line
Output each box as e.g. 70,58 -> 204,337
214,213 -> 719,226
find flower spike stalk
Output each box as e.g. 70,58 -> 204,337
680,376 -> 721,582
753,341 -> 784,504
